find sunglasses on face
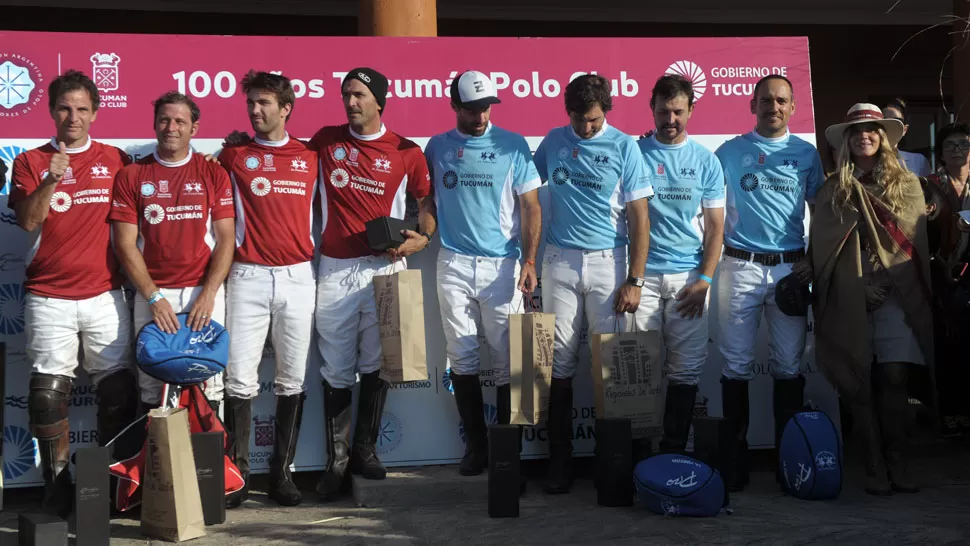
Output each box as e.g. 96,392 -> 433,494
943,141 -> 970,152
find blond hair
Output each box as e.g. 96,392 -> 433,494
831,125 -> 909,213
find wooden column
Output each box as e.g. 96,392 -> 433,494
954,0 -> 970,119
359,0 -> 437,37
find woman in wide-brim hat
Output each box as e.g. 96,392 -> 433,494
806,103 -> 933,496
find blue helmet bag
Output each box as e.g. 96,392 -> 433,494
633,454 -> 725,517
779,410 -> 842,500
136,314 -> 229,386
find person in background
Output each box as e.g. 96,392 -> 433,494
883,98 -> 932,177
810,103 -> 931,496
924,122 -> 970,437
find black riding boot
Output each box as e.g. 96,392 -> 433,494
224,396 -> 252,508
451,373 -> 488,476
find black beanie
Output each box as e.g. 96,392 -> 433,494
343,67 -> 389,112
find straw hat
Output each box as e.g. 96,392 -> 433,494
824,103 -> 904,149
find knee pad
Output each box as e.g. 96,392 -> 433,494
28,374 -> 73,439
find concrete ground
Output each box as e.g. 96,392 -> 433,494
1,436 -> 969,546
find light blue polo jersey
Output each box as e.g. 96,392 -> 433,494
425,124 -> 541,258
638,135 -> 725,274
715,131 -> 824,253
533,122 -> 653,251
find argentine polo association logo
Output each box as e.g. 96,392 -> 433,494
815,450 -> 837,471
665,61 -> 708,101
0,283 -> 25,335
376,411 -> 402,455
49,192 -> 72,213
1,145 -> 26,195
144,203 -> 165,224
3,425 -> 38,480
251,176 -> 271,196
442,368 -> 454,394
0,59 -> 39,110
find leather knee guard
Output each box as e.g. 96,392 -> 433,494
28,374 -> 73,439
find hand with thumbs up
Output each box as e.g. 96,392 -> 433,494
47,141 -> 70,184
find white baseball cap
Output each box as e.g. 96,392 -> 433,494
450,70 -> 502,110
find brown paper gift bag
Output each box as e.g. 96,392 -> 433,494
591,323 -> 664,439
374,269 -> 428,382
141,408 -> 206,543
509,306 -> 555,425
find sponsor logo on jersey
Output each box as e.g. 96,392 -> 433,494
665,60 -> 708,101
183,181 -> 203,195
263,154 -> 275,172
374,157 -> 392,173
782,158 -> 800,169
245,156 -> 260,170
457,147 -> 463,159
557,146 -> 570,160
758,152 -> 766,165
657,163 -> 666,175
442,170 -> 458,190
348,147 -> 360,163
0,55 -> 44,115
572,147 -> 579,159
741,153 -> 755,167
330,168 -> 350,188
49,191 -> 72,213
740,173 -> 759,192
332,147 -> 347,161
478,151 -> 496,163
290,158 -> 309,173
552,167 -> 570,185
251,176 -> 271,196
158,180 -> 171,198
90,164 -> 112,179
593,154 -> 610,166
443,149 -> 454,162
144,203 -> 165,224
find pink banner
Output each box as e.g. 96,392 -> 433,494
0,33 -> 815,138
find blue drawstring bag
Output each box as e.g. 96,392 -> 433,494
634,454 -> 725,517
136,314 -> 229,386
779,410 -> 842,500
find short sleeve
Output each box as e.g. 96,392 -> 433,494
620,138 -> 652,203
210,164 -> 235,220
217,146 -> 237,177
424,136 -> 438,180
8,153 -> 37,208
405,147 -> 432,199
702,153 -> 726,208
533,137 -> 549,183
513,137 -> 541,195
806,150 -> 825,204
109,167 -> 139,224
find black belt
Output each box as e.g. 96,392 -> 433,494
724,245 -> 805,266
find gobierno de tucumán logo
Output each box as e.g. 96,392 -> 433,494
3,425 -> 39,480
665,61 -> 708,101
0,52 -> 45,117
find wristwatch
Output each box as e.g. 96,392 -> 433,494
420,231 -> 433,247
627,276 -> 645,287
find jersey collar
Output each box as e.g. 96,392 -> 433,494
652,133 -> 690,149
153,148 -> 193,168
254,133 -> 290,147
454,123 -> 493,140
50,136 -> 92,154
749,128 -> 790,144
350,124 -> 387,141
570,120 -> 609,141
